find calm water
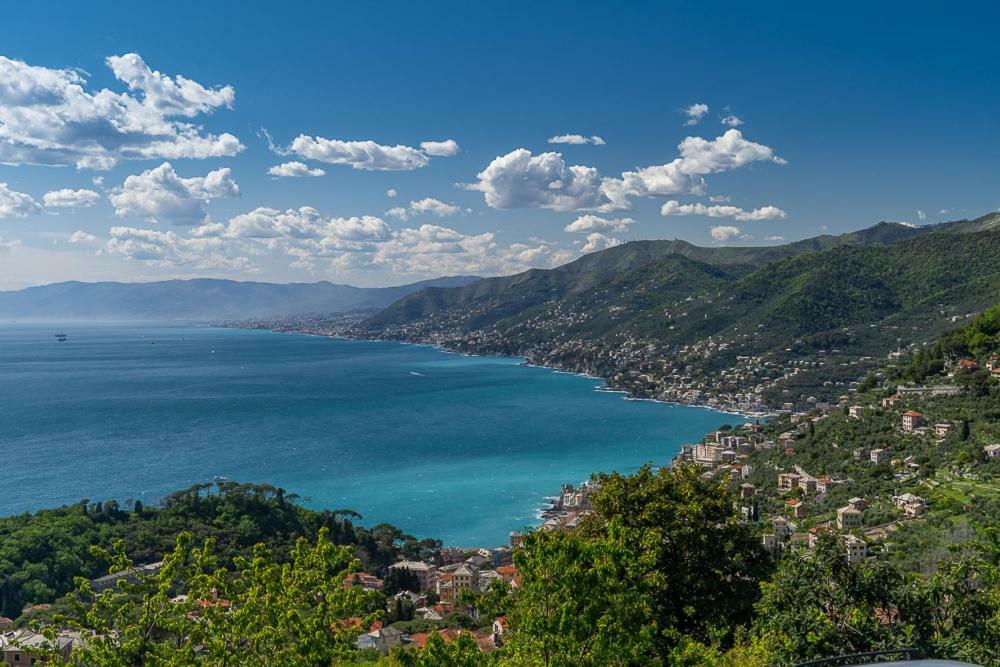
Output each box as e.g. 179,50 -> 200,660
0,324 -> 736,545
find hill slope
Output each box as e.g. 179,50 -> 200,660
357,219 -> 1000,412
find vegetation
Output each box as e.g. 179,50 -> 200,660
0,481 -> 439,620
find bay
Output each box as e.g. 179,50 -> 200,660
0,323 -> 737,546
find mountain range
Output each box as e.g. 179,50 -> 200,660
355,212 -> 1000,410
0,276 -> 480,321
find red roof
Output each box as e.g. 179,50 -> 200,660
903,411 -> 923,417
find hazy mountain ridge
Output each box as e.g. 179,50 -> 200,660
0,276 -> 481,321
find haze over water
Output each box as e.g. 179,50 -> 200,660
0,324 -> 736,545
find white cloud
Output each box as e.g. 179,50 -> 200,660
710,225 -> 743,242
110,162 -> 239,225
548,134 -> 605,145
68,230 -> 98,244
387,197 -> 464,222
917,209 -> 927,221
106,226 -> 252,270
564,215 -> 634,233
267,161 -> 325,178
386,188 -> 398,198
468,130 -> 784,213
286,135 -> 459,171
0,53 -> 243,170
764,235 -> 785,242
720,115 -> 744,127
43,188 -> 101,208
464,149 -> 608,211
419,139 -> 460,156
709,195 -> 731,203
660,200 -> 787,221
0,183 -> 41,218
682,103 -> 709,125
581,232 -> 622,252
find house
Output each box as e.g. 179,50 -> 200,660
816,477 -> 831,493
808,525 -> 836,549
771,516 -> 792,540
987,355 -> 1000,379
984,444 -> 1000,459
845,535 -> 868,564
777,472 -> 802,492
956,358 -> 979,372
837,505 -> 863,530
739,483 -> 757,499
389,561 -> 438,592
0,618 -> 11,632
935,422 -> 954,438
785,499 -> 807,519
509,531 -> 523,548
847,497 -> 869,511
1,628 -> 76,665
901,411 -> 925,432
893,493 -> 928,517
409,628 -> 496,653
344,572 -> 383,591
881,395 -> 901,408
853,447 -> 868,461
870,448 -> 890,464
798,477 -> 817,494
355,625 -> 406,654
762,533 -> 781,556
848,405 -> 864,419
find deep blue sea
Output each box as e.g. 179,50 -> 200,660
0,324 -> 737,545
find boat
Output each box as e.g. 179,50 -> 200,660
54,332 -> 67,342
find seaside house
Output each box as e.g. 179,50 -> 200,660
390,561 -> 438,592
785,499 -> 807,519
848,405 -> 864,419
881,395 -> 901,408
870,448 -> 890,465
984,444 -> 1000,459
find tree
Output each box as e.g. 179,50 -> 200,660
586,465 -> 771,655
51,529 -> 377,666
502,528 -> 654,666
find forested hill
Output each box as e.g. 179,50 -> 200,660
0,275 -> 480,321
356,214 -> 1000,412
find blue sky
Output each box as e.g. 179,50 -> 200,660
0,1 -> 997,289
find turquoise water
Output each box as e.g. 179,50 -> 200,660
0,324 -> 736,546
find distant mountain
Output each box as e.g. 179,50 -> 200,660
0,276 -> 480,321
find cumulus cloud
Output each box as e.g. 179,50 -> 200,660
710,225 -> 743,242
720,115 -> 744,127
917,209 -> 927,221
467,130 -> 784,212
464,149 -> 607,211
68,230 -> 98,244
548,134 -> 605,145
110,162 -> 239,225
660,200 -> 787,221
0,53 -> 243,170
581,232 -> 622,252
267,161 -> 325,178
388,197 -> 464,222
106,226 -> 252,270
682,103 -> 709,125
386,188 -> 398,198
285,135 -> 459,171
0,183 -> 41,218
564,215 -> 634,233
43,188 -> 101,208
419,139 -> 460,156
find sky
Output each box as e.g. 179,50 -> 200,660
0,1 -> 998,290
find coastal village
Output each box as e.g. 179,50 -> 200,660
4,327 -> 998,661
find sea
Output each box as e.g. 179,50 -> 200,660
0,323 -> 739,546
